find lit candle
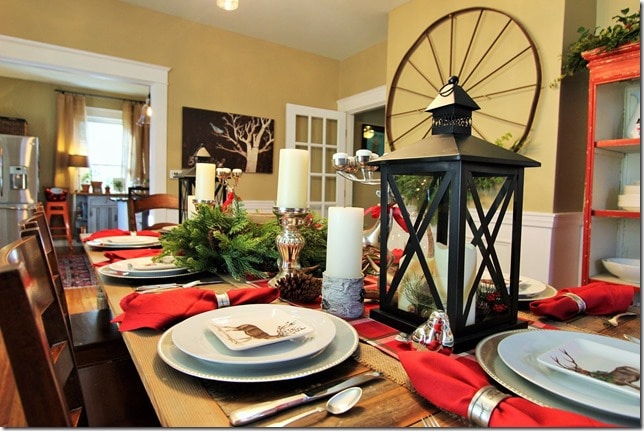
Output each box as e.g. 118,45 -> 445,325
325,206 -> 364,278
195,162 -> 216,201
276,149 -> 309,208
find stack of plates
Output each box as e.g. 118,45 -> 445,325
517,277 -> 556,301
99,256 -> 192,279
157,304 -> 359,382
476,330 -> 640,426
618,181 -> 640,211
87,235 -> 161,249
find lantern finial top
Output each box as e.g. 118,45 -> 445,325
425,76 -> 480,136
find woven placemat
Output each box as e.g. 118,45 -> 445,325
352,342 -> 414,391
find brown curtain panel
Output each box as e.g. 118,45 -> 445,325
123,101 -> 149,185
54,93 -> 87,189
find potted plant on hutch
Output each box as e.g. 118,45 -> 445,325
551,8 -> 640,87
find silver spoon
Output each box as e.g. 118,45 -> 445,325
267,387 -> 362,427
606,311 -> 638,327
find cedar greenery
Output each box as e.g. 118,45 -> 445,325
551,8 -> 640,88
157,200 -> 328,280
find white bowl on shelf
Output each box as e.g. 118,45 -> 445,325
602,258 -> 640,284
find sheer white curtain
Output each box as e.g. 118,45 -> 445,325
54,93 -> 87,189
122,101 -> 149,186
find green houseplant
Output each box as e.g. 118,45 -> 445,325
551,8 -> 640,88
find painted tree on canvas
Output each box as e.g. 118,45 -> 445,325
210,113 -> 274,173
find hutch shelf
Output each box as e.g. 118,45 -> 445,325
581,43 -> 640,288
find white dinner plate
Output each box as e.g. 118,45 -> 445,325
475,330 -> 639,427
537,338 -> 640,399
496,330 -> 640,419
157,311 -> 358,382
87,235 -> 160,248
109,256 -> 188,277
172,305 -> 336,364
519,284 -> 557,302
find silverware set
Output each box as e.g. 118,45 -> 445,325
134,278 -> 222,293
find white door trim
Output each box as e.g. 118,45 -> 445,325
0,35 -> 170,194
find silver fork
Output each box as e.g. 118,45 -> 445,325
421,414 -> 441,427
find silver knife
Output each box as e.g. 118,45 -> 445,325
228,371 -> 381,426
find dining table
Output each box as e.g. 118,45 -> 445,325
83,240 -> 641,427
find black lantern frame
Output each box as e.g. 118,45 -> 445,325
369,78 -> 540,352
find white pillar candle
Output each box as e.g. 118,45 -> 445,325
326,206 -> 364,279
276,149 -> 309,208
187,195 -> 197,219
195,163 -> 216,201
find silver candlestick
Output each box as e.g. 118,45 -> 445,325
269,207 -> 311,287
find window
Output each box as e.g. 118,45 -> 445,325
86,107 -> 127,185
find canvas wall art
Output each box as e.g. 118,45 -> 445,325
182,106 -> 274,173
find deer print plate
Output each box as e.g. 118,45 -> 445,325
537,339 -> 640,399
207,308 -> 314,351
496,330 -> 640,418
171,305 -> 336,365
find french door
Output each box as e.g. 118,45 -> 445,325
285,104 -> 348,217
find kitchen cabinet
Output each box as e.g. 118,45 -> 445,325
73,193 -> 127,237
581,43 -> 640,287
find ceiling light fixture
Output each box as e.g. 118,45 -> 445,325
216,0 -> 238,11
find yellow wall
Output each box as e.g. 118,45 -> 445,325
0,0 -> 340,200
0,0 -> 638,211
386,0 -> 638,213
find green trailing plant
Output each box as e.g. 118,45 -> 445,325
551,8 -> 640,88
157,200 -> 328,280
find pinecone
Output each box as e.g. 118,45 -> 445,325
276,273 -> 322,303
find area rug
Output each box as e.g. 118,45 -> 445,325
58,254 -> 99,289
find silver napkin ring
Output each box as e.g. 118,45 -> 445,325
215,292 -> 230,308
562,292 -> 587,314
467,385 -> 510,427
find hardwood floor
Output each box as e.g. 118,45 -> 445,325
57,242 -> 100,314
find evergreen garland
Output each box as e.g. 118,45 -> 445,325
157,200 -> 328,280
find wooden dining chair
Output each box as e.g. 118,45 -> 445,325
17,213 -> 160,426
128,192 -> 179,231
19,211 -> 127,366
0,236 -> 88,426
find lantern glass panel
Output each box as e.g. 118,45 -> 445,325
381,165 -> 521,334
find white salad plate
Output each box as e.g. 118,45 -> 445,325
476,330 -> 639,426
207,307 -> 315,351
158,310 -> 358,382
98,265 -> 194,280
109,256 -> 188,277
519,284 -> 557,302
87,235 -> 160,248
172,305 -> 336,364
496,330 -> 640,419
537,338 -> 640,399
517,276 -> 547,297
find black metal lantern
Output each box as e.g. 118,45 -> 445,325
369,76 -> 540,352
177,145 -> 215,222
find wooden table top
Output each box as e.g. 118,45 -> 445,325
85,244 -> 641,427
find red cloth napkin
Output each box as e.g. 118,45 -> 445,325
93,248 -> 163,267
399,351 -> 613,427
112,287 -> 279,331
529,282 -> 634,320
83,229 -> 160,242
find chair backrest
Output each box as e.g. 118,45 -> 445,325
127,193 -> 179,231
0,235 -> 87,426
19,211 -> 69,323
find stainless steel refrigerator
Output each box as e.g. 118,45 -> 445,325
0,133 -> 39,247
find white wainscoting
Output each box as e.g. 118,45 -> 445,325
240,200 -> 583,289
465,211 -> 583,289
